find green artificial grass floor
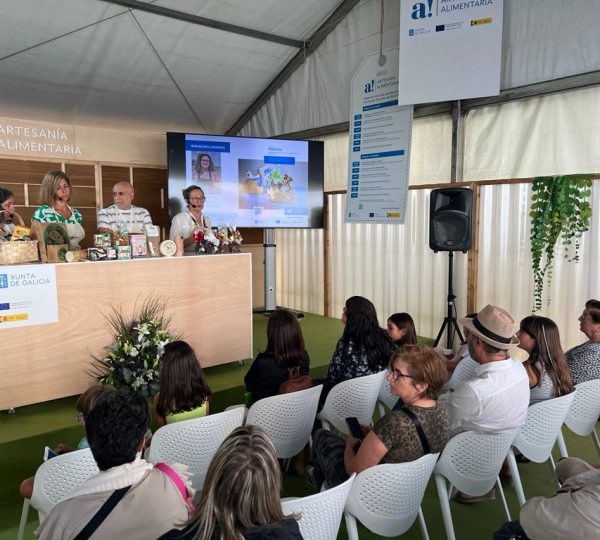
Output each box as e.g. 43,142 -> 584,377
1,312 -> 597,539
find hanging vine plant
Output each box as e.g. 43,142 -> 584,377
530,174 -> 593,311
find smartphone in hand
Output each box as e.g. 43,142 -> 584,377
345,417 -> 365,440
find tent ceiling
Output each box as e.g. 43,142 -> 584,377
0,0 -> 342,133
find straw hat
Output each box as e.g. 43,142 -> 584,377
460,305 -> 519,350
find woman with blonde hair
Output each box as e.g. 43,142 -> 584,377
160,425 -> 302,540
31,170 -> 85,249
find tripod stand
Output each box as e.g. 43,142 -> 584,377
433,251 -> 465,349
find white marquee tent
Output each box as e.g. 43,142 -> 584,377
1,0 -> 599,347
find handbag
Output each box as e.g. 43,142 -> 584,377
278,366 -> 313,394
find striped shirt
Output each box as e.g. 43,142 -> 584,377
97,204 -> 152,233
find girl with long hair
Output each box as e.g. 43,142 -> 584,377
154,341 -> 212,426
244,309 -> 310,404
386,312 -> 418,347
160,425 -> 302,540
517,315 -> 574,403
326,296 -> 394,385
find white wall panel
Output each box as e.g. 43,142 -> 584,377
275,228 -> 324,314
477,181 -> 600,350
328,191 -> 468,341
464,86 -> 600,181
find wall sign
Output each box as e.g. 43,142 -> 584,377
0,264 -> 58,329
398,0 -> 504,105
346,48 -> 413,224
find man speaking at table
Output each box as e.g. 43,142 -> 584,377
97,181 -> 153,234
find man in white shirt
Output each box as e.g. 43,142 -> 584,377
447,304 -> 529,437
97,182 -> 153,234
37,389 -> 192,540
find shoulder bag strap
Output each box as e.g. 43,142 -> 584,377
73,485 -> 131,540
399,407 -> 431,454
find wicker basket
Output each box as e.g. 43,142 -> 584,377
0,240 -> 39,265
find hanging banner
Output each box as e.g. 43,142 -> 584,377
346,48 -> 413,224
0,264 -> 58,329
398,0 -> 504,105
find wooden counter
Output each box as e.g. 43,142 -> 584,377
1,254 -> 252,410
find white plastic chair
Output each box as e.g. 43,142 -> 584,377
281,473 -> 355,540
434,429 -> 518,540
318,371 -> 387,434
376,378 -> 399,417
344,454 -> 439,540
148,407 -> 245,489
245,385 -> 323,459
506,392 -> 576,505
555,379 -> 600,459
443,355 -> 479,392
17,448 -> 99,540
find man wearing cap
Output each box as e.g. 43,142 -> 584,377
97,181 -> 153,234
446,304 -> 530,437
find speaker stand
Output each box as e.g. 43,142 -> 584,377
433,251 -> 465,349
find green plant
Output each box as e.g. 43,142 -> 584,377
530,175 -> 593,311
90,296 -> 179,396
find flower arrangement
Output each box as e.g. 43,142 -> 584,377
91,297 -> 178,396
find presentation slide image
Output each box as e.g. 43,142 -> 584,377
237,158 -> 308,210
188,151 -> 222,194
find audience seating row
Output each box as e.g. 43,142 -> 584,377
18,375 -> 600,540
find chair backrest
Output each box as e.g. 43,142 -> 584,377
246,385 -> 323,459
318,371 -> 387,434
281,474 -> 355,540
444,355 -> 479,391
564,379 -> 600,436
30,448 -> 99,521
344,454 -> 439,537
434,429 -> 518,496
377,378 -> 398,411
148,407 -> 245,489
514,392 -> 576,462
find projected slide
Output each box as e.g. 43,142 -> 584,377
183,135 -> 310,227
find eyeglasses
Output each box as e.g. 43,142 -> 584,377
113,191 -> 131,197
388,366 -> 414,381
189,197 -> 206,202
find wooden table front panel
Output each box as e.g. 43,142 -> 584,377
1,254 -> 252,410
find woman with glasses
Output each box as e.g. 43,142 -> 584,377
193,153 -> 221,192
309,345 -> 449,489
170,185 -> 212,253
517,316 -> 573,404
565,299 -> 600,384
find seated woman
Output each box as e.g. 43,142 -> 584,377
31,170 -> 84,249
326,296 -> 395,387
154,341 -> 212,427
310,345 -> 450,489
566,299 -> 600,384
386,312 -> 418,347
517,315 -> 573,404
160,425 -> 302,540
0,187 -> 25,237
244,309 -> 310,405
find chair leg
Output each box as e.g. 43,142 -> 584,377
418,507 -> 430,540
434,474 -> 456,540
344,512 -> 360,540
496,476 -> 511,522
507,450 -> 525,507
17,499 -> 30,540
556,431 -> 569,458
592,429 -> 600,459
548,455 -> 560,488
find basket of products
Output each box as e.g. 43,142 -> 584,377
0,239 -> 39,265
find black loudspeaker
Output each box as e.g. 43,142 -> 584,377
429,188 -> 473,252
